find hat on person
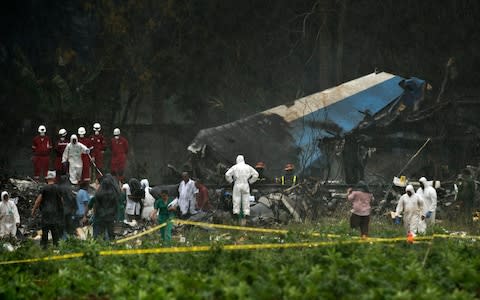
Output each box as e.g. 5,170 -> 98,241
45,170 -> 56,180
284,163 -> 294,171
255,162 -> 266,169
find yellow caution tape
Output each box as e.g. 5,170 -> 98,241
174,219 -> 341,238
1,233 -> 478,265
115,222 -> 167,244
0,252 -> 84,265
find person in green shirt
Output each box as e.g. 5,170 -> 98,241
150,190 -> 177,244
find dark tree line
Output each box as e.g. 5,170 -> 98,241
1,0 -> 479,176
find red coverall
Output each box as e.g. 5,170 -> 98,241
90,133 -> 107,178
78,136 -> 92,182
32,135 -> 52,180
110,136 -> 128,180
54,137 -> 68,180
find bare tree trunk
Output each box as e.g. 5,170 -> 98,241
335,0 -> 347,84
317,0 -> 335,90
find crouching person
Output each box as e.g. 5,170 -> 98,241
395,184 -> 425,235
151,190 -> 177,245
0,191 -> 20,238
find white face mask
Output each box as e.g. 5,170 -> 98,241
40,132 -> 46,136
94,131 -> 100,135
115,135 -> 119,139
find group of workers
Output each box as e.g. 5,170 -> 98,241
254,161 -> 299,186
3,134 -> 476,246
23,169 -> 212,248
346,176 -> 438,238
32,123 -> 129,184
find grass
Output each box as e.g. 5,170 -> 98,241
1,216 -> 480,299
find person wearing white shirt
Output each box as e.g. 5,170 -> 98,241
178,172 -> 198,216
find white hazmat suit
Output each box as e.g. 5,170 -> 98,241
140,179 -> 155,220
416,177 -> 437,233
396,185 -> 425,234
225,155 -> 259,216
0,191 -> 20,237
62,134 -> 89,184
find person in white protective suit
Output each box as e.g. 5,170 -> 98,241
0,191 -> 20,238
416,177 -> 437,233
178,172 -> 198,216
225,155 -> 259,222
395,185 -> 425,235
140,179 -> 155,220
62,134 -> 90,184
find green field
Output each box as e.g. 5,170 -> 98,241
1,219 -> 479,299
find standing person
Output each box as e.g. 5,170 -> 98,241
225,155 -> 259,224
178,172 -> 198,217
346,181 -> 373,238
54,128 -> 68,182
140,179 -> 155,221
78,127 -> 93,183
417,176 -> 438,233
279,163 -> 298,186
254,162 -> 269,184
32,125 -> 52,182
31,171 -> 64,249
456,169 -> 476,225
75,181 -> 90,229
124,178 -> 144,222
395,185 -> 425,235
90,123 -> 107,181
150,190 -> 177,244
110,128 -> 128,182
195,179 -> 211,212
0,191 -> 20,238
58,175 -> 76,237
91,174 -> 120,240
62,134 -> 90,185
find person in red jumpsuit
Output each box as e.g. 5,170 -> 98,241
77,127 -> 93,183
89,122 -> 107,181
32,125 -> 52,181
54,128 -> 69,182
110,128 -> 128,182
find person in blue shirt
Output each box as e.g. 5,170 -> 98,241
75,181 -> 90,228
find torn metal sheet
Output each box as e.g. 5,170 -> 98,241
188,72 -> 425,178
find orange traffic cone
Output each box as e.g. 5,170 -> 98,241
407,231 -> 414,244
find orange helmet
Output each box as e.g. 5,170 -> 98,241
255,162 -> 266,169
284,163 -> 294,171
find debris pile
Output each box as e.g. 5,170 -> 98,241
2,171 -> 479,240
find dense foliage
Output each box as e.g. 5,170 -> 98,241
1,220 -> 480,299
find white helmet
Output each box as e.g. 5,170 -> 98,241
113,128 -> 121,135
78,127 -> 86,135
93,123 -> 101,131
38,125 -> 46,133
58,128 -> 67,137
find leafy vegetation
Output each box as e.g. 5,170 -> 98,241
1,219 -> 480,299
